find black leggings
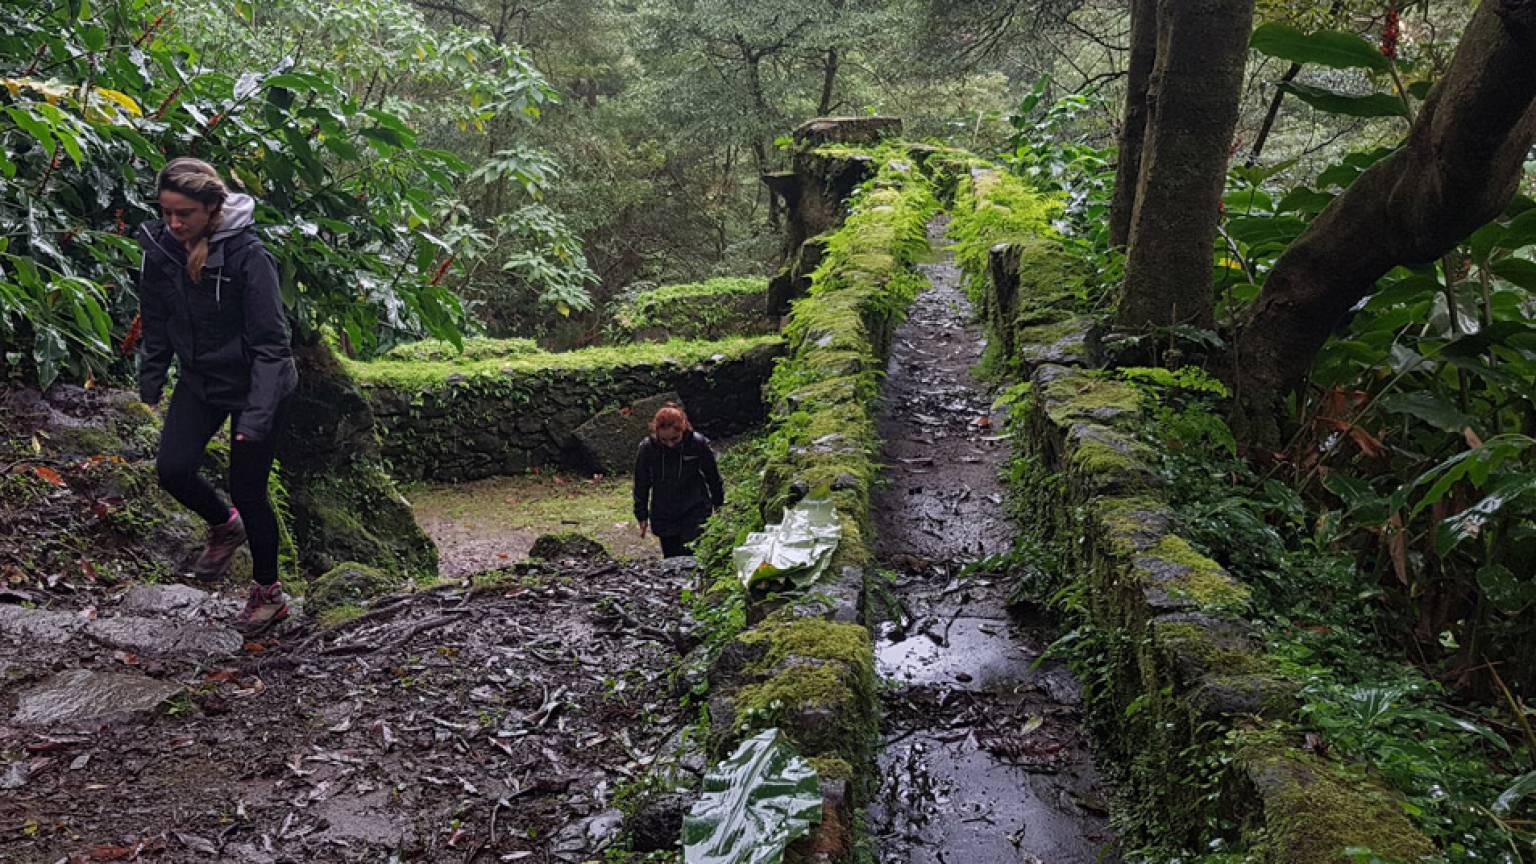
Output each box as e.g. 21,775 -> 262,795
658,522 -> 704,558
156,387 -> 283,585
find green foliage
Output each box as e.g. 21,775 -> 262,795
0,0 -> 595,388
947,169 -> 1063,304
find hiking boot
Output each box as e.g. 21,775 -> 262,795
237,582 -> 288,635
193,509 -> 246,582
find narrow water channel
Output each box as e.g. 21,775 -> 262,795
867,217 -> 1118,863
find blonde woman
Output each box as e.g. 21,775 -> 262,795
136,157 -> 298,634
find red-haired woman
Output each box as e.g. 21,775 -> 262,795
633,403 -> 724,557
137,157 -> 297,634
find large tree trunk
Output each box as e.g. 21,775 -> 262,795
1115,0 -> 1255,330
1108,0 -> 1159,248
1233,0 -> 1536,438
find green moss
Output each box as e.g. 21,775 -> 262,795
809,755 -> 853,781
610,276 -> 771,340
1069,431 -> 1149,478
1153,622 -> 1271,677
317,603 -> 367,627
306,561 -> 398,617
381,336 -> 543,364
1042,375 -> 1142,426
1241,747 -> 1434,864
1145,536 -> 1251,610
739,618 -> 876,685
947,170 -> 1065,305
347,335 -> 782,391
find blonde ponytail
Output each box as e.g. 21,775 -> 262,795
156,157 -> 229,283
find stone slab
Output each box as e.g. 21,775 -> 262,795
85,616 -> 242,660
568,391 -> 682,476
0,604 -> 86,645
12,669 -> 182,727
120,584 -> 218,619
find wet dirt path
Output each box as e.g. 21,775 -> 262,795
0,553 -> 697,862
867,217 -> 1118,863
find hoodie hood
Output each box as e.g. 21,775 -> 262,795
212,193 -> 255,241
138,193 -> 259,267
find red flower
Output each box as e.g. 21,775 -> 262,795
1381,8 -> 1400,61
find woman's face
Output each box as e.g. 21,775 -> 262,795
656,426 -> 685,448
158,189 -> 216,245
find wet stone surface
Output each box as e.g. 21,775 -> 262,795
869,217 -> 1117,863
11,669 -> 183,728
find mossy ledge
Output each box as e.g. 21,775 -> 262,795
345,335 -> 782,482
957,156 -> 1433,861
700,135 -> 938,862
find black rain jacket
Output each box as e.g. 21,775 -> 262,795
135,195 -> 297,442
633,431 -> 724,538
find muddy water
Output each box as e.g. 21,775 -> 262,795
868,218 -> 1118,863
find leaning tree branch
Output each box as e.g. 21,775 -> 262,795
1232,0 -> 1536,434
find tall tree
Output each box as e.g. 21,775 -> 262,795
1115,0 -> 1256,330
1233,0 -> 1536,434
1108,0 -> 1158,248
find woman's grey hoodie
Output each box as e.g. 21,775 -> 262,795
136,193 -> 298,442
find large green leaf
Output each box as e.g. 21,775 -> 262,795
1436,473 -> 1536,555
1494,771 -> 1536,815
682,729 -> 824,864
1250,23 -> 1391,72
733,498 -> 841,590
1278,82 -> 1408,118
1378,391 -> 1476,434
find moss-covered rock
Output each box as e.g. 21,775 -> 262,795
277,341 -> 438,579
306,561 -> 397,618
609,277 -> 774,342
1241,748 -> 1435,864
528,531 -> 609,561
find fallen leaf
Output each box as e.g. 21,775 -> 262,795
204,668 -> 241,683
242,641 -> 267,653
34,466 -> 66,486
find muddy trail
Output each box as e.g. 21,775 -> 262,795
0,550 -> 698,863
868,218 -> 1118,863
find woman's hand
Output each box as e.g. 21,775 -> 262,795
638,519 -> 648,538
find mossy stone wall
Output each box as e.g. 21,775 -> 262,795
962,167 -> 1434,862
701,140 -> 939,863
350,337 -> 783,483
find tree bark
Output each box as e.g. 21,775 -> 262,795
1233,0 -> 1536,434
1115,0 -> 1255,330
818,46 -> 839,115
1108,0 -> 1158,249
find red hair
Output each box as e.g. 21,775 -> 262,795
650,402 -> 691,436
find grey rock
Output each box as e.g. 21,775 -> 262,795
12,669 -> 182,727
84,616 -> 242,660
552,808 -> 624,861
119,584 -> 217,619
568,392 -> 683,475
0,604 -> 85,644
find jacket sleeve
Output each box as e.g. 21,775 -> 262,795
233,243 -> 296,442
701,439 -> 724,509
135,251 -> 175,406
633,440 -> 652,522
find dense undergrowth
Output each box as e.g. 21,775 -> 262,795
979,90 -> 1536,863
